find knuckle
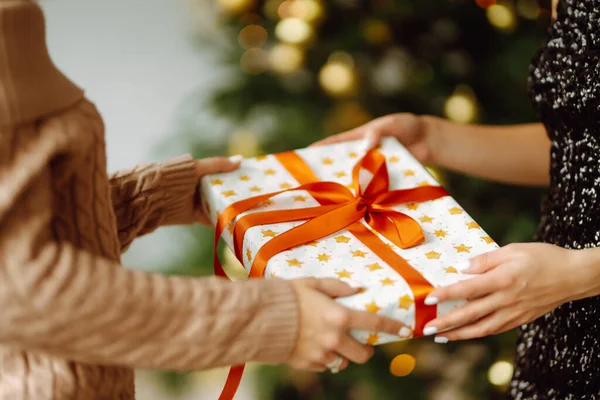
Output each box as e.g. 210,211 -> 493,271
499,274 -> 517,289
313,348 -> 328,363
323,333 -> 343,350
327,307 -> 350,329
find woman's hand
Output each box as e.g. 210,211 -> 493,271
311,113 -> 437,164
423,243 -> 593,343
289,278 -> 406,373
193,155 -> 243,225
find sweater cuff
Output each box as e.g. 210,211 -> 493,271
159,154 -> 199,226
251,279 -> 299,364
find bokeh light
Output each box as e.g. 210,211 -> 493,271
240,48 -> 268,74
444,86 -> 478,123
363,19 -> 392,44
238,25 -> 268,49
275,17 -> 313,45
488,360 -> 514,386
390,354 -> 416,377
288,0 -> 324,23
269,44 -> 304,74
217,0 -> 256,15
476,0 -> 497,9
516,0 -> 540,20
487,3 -> 517,32
319,59 -> 357,97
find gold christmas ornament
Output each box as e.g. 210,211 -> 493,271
487,3 -> 517,32
390,354 -> 416,377
269,44 -> 304,74
240,48 -> 268,74
228,130 -> 261,157
318,58 -> 358,97
444,86 -> 479,123
275,17 -> 313,45
238,25 -> 268,49
488,360 -> 514,386
217,0 -> 256,15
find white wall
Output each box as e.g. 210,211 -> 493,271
42,0 -> 219,269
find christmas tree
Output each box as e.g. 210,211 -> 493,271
162,0 -> 551,398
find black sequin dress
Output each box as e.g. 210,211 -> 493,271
509,1 -> 600,399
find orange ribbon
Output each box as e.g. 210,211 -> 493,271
215,148 -> 449,400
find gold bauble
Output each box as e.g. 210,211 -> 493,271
318,60 -> 358,97
487,3 -> 517,32
240,48 -> 268,74
238,24 -> 268,49
217,0 -> 256,15
228,130 -> 261,157
275,17 -> 313,45
269,44 -> 304,74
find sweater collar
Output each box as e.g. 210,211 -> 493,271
0,0 -> 83,127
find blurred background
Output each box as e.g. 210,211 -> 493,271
42,0 -> 551,398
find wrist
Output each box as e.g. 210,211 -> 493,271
419,115 -> 446,166
568,248 -> 600,301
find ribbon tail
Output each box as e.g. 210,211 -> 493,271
218,365 -> 245,400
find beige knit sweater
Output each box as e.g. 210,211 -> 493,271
0,1 -> 298,399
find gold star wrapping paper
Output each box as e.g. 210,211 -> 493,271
200,138 -> 499,345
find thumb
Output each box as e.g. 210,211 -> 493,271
365,127 -> 382,149
195,155 -> 242,176
313,278 -> 361,298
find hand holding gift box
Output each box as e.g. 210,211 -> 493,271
201,137 -> 498,398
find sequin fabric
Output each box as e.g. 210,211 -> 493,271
509,1 -> 600,399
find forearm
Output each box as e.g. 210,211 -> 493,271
423,116 -> 551,186
110,155 -> 199,251
0,242 -> 298,371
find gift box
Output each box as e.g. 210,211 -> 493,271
200,137 -> 499,345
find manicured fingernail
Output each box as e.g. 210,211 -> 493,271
229,154 -> 243,163
398,327 -> 412,338
423,326 -> 438,336
331,368 -> 339,374
434,336 -> 449,344
424,296 -> 439,306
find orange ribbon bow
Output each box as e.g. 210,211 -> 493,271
213,148 -> 449,400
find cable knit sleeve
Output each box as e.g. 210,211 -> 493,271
0,133 -> 299,372
109,155 -> 200,251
